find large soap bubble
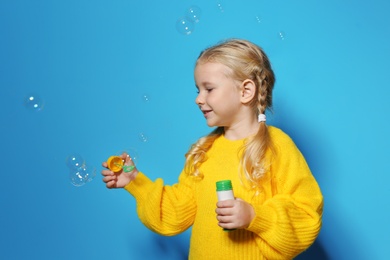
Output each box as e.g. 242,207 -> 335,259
66,154 -> 96,187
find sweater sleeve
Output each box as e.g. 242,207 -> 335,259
246,131 -> 323,259
124,171 -> 197,236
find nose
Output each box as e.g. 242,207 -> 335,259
195,93 -> 204,105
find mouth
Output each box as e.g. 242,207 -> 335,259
201,109 -> 212,118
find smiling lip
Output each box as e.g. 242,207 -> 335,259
202,110 -> 212,118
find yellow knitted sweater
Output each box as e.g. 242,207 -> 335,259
125,126 -> 323,259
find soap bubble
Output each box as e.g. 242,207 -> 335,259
66,153 -> 96,187
69,164 -> 96,187
186,6 -> 202,23
123,147 -> 139,165
255,15 -> 262,24
66,154 -> 85,170
278,30 -> 286,40
81,165 -> 96,183
142,93 -> 150,102
24,93 -> 44,111
69,170 -> 86,187
216,1 -> 224,12
139,132 -> 148,142
115,148 -> 139,167
176,17 -> 194,35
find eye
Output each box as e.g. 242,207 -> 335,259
195,85 -> 200,94
206,88 -> 213,92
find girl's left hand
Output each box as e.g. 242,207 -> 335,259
215,198 -> 255,230
101,152 -> 138,189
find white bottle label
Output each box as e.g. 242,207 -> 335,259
217,190 -> 234,201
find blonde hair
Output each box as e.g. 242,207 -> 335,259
185,39 -> 275,189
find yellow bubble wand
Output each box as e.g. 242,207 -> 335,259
107,156 -> 135,173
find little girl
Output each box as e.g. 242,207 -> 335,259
102,39 -> 323,259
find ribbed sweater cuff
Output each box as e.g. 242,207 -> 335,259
247,205 -> 276,234
124,172 -> 155,199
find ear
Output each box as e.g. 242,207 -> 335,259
240,79 -> 256,104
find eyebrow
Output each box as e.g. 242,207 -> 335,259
196,81 -> 214,88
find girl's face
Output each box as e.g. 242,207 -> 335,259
194,62 -> 243,127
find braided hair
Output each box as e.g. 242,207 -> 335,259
185,39 -> 275,189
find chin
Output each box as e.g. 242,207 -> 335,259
206,121 -> 216,127
206,120 -> 220,127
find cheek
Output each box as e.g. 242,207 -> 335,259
207,94 -> 219,105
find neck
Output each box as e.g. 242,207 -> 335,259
223,117 -> 260,140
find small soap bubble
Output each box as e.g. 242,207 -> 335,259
255,15 -> 262,23
278,30 -> 286,40
216,1 -> 224,12
142,94 -> 150,102
139,132 -> 148,142
186,6 -> 202,23
176,17 -> 194,35
24,93 -> 44,111
66,154 -> 85,170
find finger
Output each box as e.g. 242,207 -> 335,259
216,207 -> 233,216
102,162 -> 108,168
124,154 -> 134,166
120,152 -> 129,161
217,215 -> 233,224
216,200 -> 235,208
106,180 -> 117,189
101,170 -> 114,176
219,222 -> 236,230
103,175 -> 116,183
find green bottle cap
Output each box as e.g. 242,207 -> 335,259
216,180 -> 233,191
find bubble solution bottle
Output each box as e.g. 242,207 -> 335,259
216,180 -> 235,201
216,180 -> 235,231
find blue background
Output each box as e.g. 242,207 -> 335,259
1,0 -> 389,259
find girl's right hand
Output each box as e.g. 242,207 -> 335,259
101,152 -> 138,189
